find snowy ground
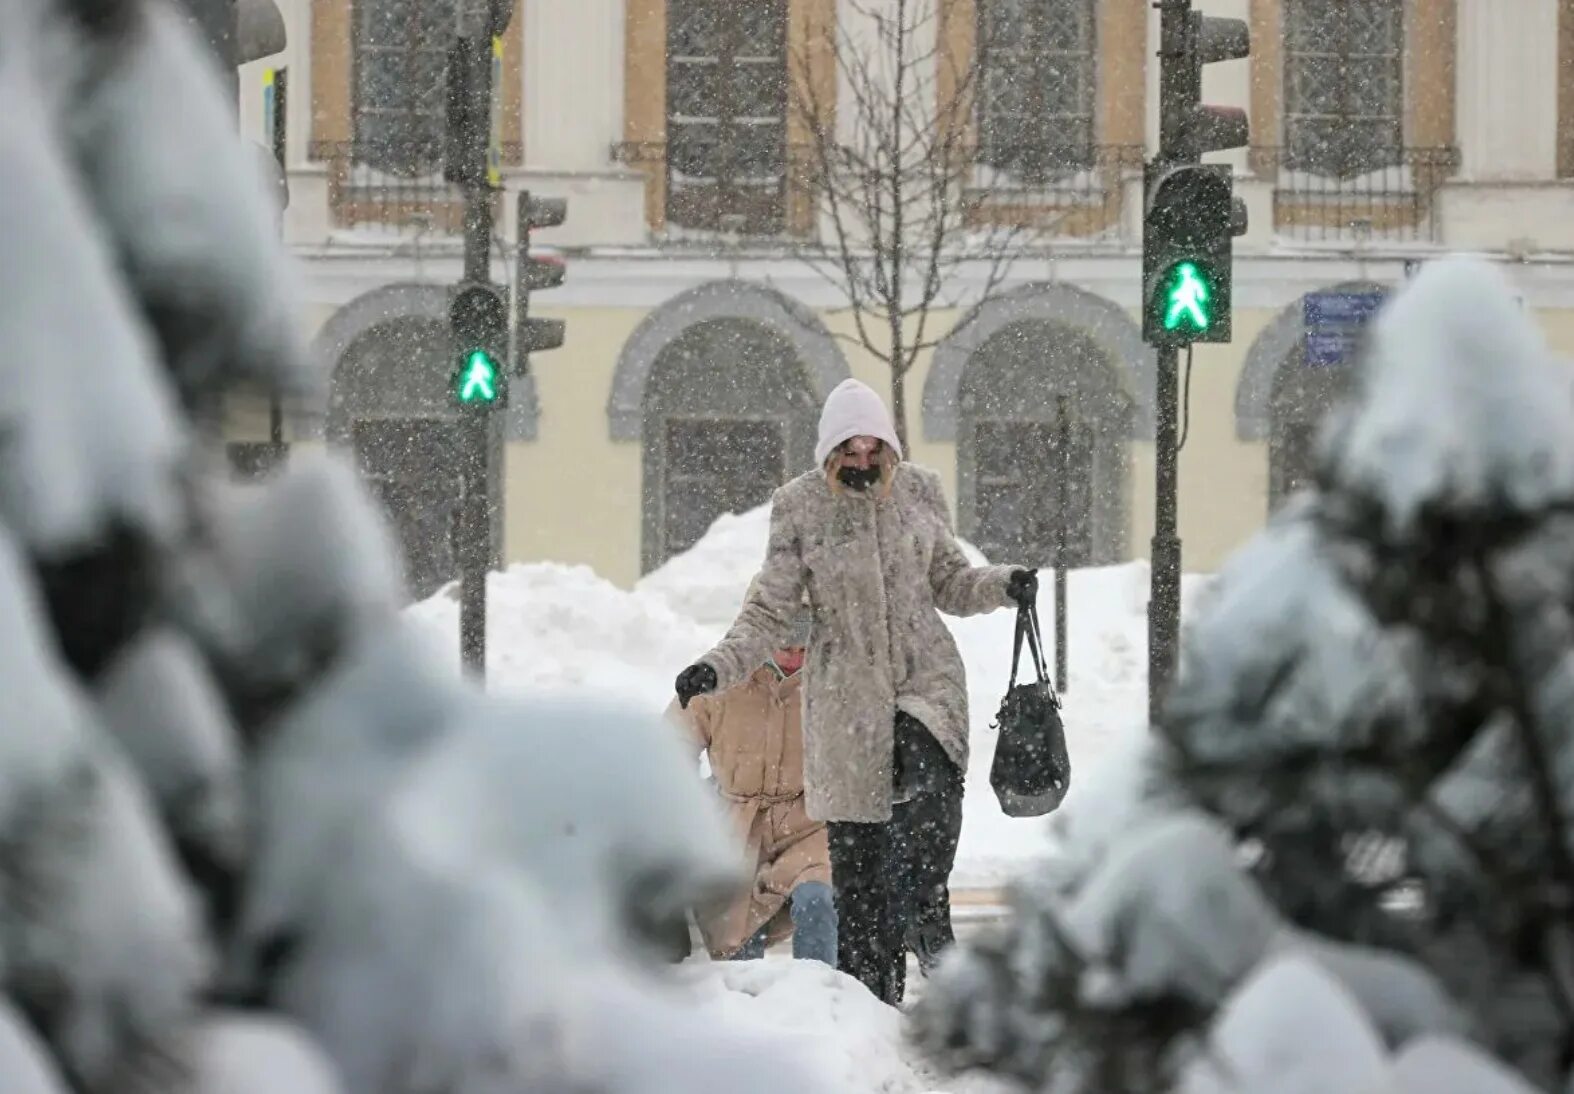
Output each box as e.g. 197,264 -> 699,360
403,508 -> 1212,1093
667,959 -> 1017,1094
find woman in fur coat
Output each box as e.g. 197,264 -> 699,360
675,379 -> 1036,1005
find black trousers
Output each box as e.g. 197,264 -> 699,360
828,715 -> 964,1006
905,758 -> 964,973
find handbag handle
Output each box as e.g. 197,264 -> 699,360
1008,600 -> 1052,691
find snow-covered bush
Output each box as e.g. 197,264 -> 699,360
0,0 -> 857,1090
913,258 -> 1574,1092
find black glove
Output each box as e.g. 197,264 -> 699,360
675,663 -> 718,709
1006,568 -> 1038,608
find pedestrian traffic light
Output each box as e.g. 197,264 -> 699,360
1159,6 -> 1250,163
1142,163 -> 1244,345
451,282 -> 509,408
456,347 -> 501,404
514,192 -> 567,364
1144,2 -> 1250,347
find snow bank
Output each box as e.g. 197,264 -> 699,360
671,960 -> 1014,1094
635,509 -> 769,628
407,506 -> 1212,886
406,562 -> 720,707
635,505 -> 991,628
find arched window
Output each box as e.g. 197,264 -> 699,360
976,0 -> 1098,178
352,0 -> 452,175
665,0 -> 789,232
1268,356 -> 1355,512
641,317 -> 817,572
335,318 -> 469,600
1284,0 -> 1404,177
957,320 -> 1131,566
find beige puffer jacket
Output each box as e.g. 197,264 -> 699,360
665,666 -> 830,958
702,463 -> 1015,823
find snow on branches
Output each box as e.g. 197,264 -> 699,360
914,259 -> 1574,1092
0,0 -> 857,1090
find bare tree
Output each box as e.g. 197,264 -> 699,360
788,0 -> 1038,448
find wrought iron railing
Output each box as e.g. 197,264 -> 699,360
613,140 -> 1147,242
308,140 -> 523,234
1250,145 -> 1460,244
960,143 -> 1145,239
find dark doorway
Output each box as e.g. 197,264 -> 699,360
957,319 -> 1131,565
972,419 -> 1096,568
641,317 -> 817,573
662,418 -> 787,559
352,418 -> 462,600
1268,349 -> 1356,512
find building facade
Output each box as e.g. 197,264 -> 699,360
234,0 -> 1574,592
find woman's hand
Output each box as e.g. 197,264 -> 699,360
1006,568 -> 1039,609
675,663 -> 718,709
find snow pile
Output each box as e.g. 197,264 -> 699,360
635,504 -> 992,628
636,508 -> 771,627
910,259 -> 1571,1093
407,562 -> 718,703
671,960 -> 1014,1094
409,509 -> 1213,887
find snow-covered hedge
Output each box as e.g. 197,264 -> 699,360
0,1 -> 858,1090
913,259 -> 1574,1093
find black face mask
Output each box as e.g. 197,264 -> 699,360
837,465 -> 881,491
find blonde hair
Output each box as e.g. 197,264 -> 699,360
825,443 -> 898,497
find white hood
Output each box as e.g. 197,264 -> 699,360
814,379 -> 904,467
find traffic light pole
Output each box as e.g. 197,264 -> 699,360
1141,0 -> 1249,724
456,36 -> 495,681
1149,345 -> 1182,724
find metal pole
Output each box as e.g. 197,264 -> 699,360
457,36 -> 494,681
1054,395 -> 1070,695
1148,345 -> 1182,725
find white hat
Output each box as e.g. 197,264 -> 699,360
815,379 -> 904,467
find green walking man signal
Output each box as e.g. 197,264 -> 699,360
1162,263 -> 1212,333
456,349 -> 500,403
450,283 -> 508,409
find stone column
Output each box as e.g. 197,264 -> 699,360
1456,0 -> 1558,180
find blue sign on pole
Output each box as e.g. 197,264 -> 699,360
1303,291 -> 1386,367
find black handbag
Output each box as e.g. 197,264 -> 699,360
989,601 -> 1071,817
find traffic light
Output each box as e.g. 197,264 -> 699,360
514,192 -> 567,363
451,283 -> 509,408
1144,1 -> 1250,346
1159,5 -> 1250,163
1142,163 -> 1245,344
443,1 -> 516,187
444,38 -> 491,187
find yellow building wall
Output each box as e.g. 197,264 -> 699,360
238,296 -> 1574,591
1174,309 -> 1273,573
1109,307 -> 1272,577
1537,306 -> 1574,359
503,307 -> 644,587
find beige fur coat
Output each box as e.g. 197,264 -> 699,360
701,464 -> 1015,823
